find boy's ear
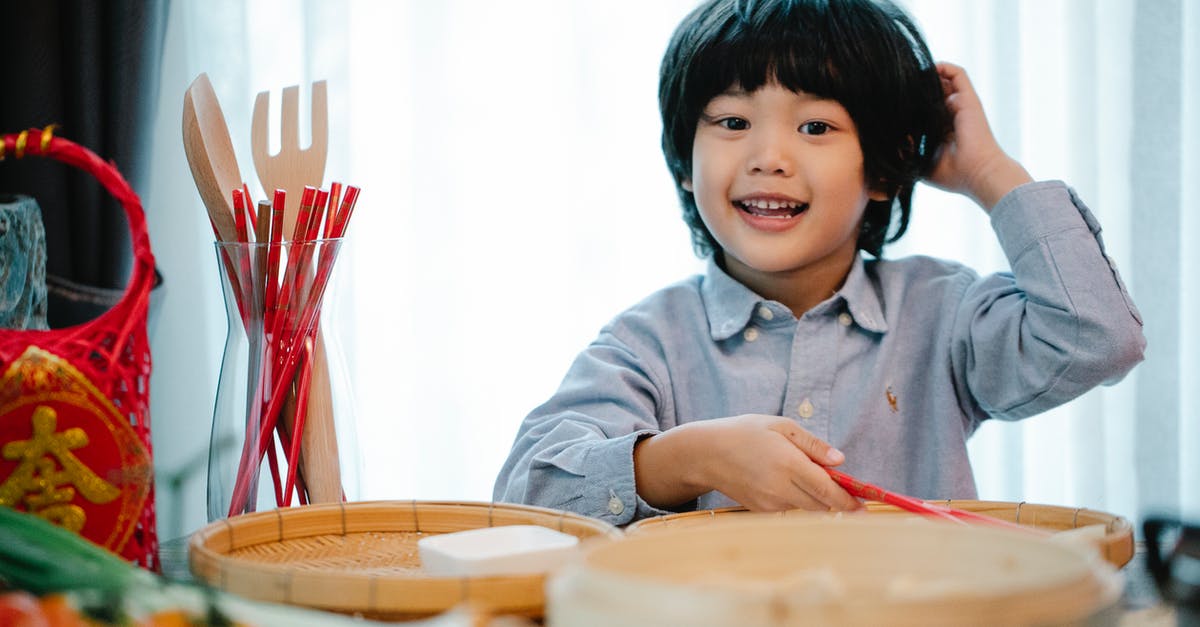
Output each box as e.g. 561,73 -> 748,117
867,179 -> 890,202
682,178 -> 694,192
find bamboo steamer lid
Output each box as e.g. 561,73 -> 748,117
548,517 -> 1123,626
625,500 -> 1135,568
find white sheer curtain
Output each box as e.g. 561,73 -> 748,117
145,0 -> 1197,539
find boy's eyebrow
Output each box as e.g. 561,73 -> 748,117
714,86 -> 824,102
712,87 -> 751,99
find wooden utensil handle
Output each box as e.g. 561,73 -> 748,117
301,329 -> 342,502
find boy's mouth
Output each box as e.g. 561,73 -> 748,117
734,198 -> 809,218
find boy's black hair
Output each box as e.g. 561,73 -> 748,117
659,0 -> 951,258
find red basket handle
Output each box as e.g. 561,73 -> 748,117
1,126 -> 157,359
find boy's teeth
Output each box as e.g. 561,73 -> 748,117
737,199 -> 806,217
743,199 -> 797,209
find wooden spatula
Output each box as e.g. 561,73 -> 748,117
249,80 -> 341,504
182,73 -> 242,243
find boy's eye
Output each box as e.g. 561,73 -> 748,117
718,117 -> 749,131
800,121 -> 830,135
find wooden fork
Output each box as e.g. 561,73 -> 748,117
251,81 -> 328,230
249,80 -> 341,505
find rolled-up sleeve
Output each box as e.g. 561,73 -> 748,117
493,329 -> 677,525
952,181 -> 1146,421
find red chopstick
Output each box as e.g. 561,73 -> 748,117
825,467 -> 962,524
264,189 -> 287,344
323,183 -> 342,239
282,336 -> 315,506
825,467 -> 1047,535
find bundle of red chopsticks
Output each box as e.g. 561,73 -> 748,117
211,183 -> 360,518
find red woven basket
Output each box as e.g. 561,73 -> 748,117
0,127 -> 158,569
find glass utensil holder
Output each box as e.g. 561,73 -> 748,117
208,239 -> 357,521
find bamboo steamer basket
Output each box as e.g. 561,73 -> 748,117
627,500 -> 1134,568
548,516 -> 1124,627
188,500 -> 621,620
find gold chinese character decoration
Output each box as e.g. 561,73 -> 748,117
0,347 -> 150,555
1,405 -> 122,531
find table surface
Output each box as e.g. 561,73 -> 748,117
160,536 -> 1180,624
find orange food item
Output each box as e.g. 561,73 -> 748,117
136,610 -> 192,627
0,590 -> 49,627
37,594 -> 92,627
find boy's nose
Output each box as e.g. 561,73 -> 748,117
746,136 -> 795,176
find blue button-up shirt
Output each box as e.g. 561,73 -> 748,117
494,181 -> 1145,526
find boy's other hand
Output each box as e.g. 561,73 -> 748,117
925,62 -> 1033,211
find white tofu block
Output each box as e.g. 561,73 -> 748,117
418,525 -> 580,577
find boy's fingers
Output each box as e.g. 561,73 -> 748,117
935,61 -> 965,80
776,424 -> 844,465
939,64 -> 982,106
764,421 -> 861,512
945,92 -> 964,114
793,469 -> 862,512
940,76 -> 954,97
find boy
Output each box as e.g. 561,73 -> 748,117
494,0 -> 1145,525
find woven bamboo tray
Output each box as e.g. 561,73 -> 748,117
188,500 -> 622,620
549,517 -> 1123,626
626,500 -> 1134,568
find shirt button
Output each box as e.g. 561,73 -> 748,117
744,327 -> 759,342
607,495 -> 625,515
757,306 -> 774,321
838,312 -> 853,327
797,398 -> 814,419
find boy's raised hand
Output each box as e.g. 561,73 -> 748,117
634,414 -> 863,513
926,62 -> 1033,211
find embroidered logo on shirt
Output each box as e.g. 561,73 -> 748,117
885,385 -> 899,413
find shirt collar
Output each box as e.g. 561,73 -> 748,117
700,255 -> 888,340
838,255 -> 888,334
700,258 -> 764,340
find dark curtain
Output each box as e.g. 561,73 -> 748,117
0,0 -> 168,328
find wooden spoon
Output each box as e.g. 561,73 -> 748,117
184,73 -> 255,339
182,73 -> 242,243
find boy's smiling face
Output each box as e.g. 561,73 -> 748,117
685,83 -> 886,310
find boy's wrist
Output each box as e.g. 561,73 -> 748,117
668,421 -> 719,494
633,422 -> 713,507
968,154 -> 1034,212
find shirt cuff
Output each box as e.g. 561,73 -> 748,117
579,430 -> 676,526
990,180 -> 1099,265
